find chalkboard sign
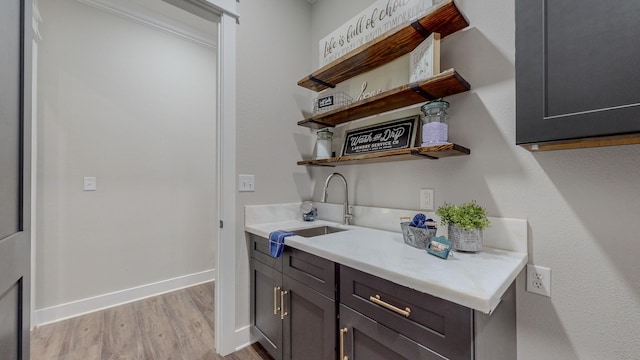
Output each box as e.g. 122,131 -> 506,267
317,95 -> 334,109
341,116 -> 419,156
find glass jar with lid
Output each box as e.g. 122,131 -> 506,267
420,98 -> 450,146
316,128 -> 333,159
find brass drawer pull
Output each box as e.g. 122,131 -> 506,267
273,287 -> 280,315
369,294 -> 411,317
339,327 -> 348,360
280,290 -> 288,319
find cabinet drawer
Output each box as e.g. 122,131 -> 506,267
340,304 -> 446,360
340,266 -> 472,360
250,234 -> 282,270
283,247 -> 336,299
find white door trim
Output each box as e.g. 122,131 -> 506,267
214,10 -> 238,357
173,0 -> 239,355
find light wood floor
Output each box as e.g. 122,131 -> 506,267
30,282 -> 272,360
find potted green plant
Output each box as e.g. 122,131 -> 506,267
436,200 -> 490,252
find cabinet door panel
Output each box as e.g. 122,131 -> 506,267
340,305 -> 446,360
282,276 -> 336,360
516,0 -> 640,144
251,259 -> 283,360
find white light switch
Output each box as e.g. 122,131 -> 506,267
239,174 -> 255,192
83,177 -> 97,191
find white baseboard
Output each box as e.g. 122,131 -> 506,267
234,324 -> 254,351
34,269 -> 215,326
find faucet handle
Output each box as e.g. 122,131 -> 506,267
344,212 -> 353,225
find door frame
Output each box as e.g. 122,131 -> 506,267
210,1 -> 239,356
27,0 -> 239,356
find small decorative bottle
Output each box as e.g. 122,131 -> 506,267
316,128 -> 333,159
420,98 -> 449,146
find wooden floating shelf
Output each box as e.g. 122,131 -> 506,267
298,0 -> 469,92
298,69 -> 470,129
298,144 -> 470,167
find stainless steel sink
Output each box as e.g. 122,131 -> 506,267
292,226 -> 349,238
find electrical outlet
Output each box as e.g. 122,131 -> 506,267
527,264 -> 551,297
238,174 -> 255,192
419,189 -> 434,211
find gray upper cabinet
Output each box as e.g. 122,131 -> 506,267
516,0 -> 640,151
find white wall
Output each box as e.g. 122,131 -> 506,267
235,0 -> 314,331
306,0 -> 640,359
236,0 -> 640,358
36,0 -> 217,311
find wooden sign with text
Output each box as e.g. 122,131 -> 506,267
342,116 -> 419,156
319,0 -> 438,66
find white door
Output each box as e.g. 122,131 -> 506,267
0,0 -> 32,359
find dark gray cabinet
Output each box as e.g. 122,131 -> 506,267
249,234 -> 336,360
249,234 -> 517,360
340,265 -> 472,360
251,259 -> 284,359
516,0 -> 640,150
339,305 -> 446,360
282,275 -> 336,360
339,265 -> 517,360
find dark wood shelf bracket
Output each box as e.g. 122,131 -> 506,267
410,20 -> 431,38
306,118 -> 334,128
411,83 -> 435,100
410,150 -> 438,160
309,75 -> 335,89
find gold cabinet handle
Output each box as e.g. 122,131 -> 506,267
369,294 -> 411,317
280,290 -> 288,319
273,287 -> 281,315
339,327 -> 348,360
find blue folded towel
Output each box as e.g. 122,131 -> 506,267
410,213 -> 427,228
409,213 -> 437,229
269,230 -> 295,259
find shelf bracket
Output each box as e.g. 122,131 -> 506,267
411,84 -> 435,100
410,150 -> 438,160
306,118 -> 335,128
410,20 -> 432,38
308,75 -> 335,89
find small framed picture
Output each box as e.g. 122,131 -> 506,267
409,32 -> 441,83
341,116 -> 420,156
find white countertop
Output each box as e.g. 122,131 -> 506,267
245,204 -> 528,314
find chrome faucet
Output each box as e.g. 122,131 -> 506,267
321,172 -> 353,225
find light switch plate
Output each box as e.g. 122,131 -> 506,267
239,174 -> 255,192
83,177 -> 97,191
419,188 -> 434,211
